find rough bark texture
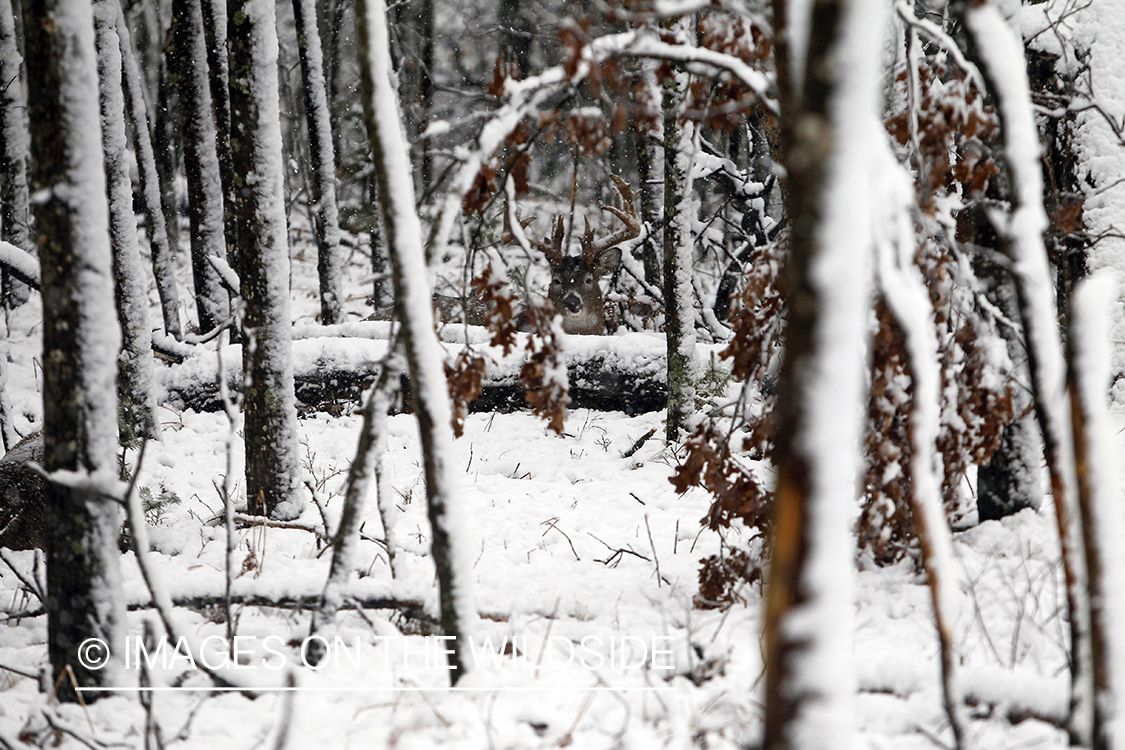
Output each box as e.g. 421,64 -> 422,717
155,32 -> 183,282
356,0 -> 474,679
292,0 -> 344,325
24,0 -> 127,697
173,0 -> 229,333
0,0 -> 26,449
0,0 -> 30,261
228,0 -> 303,521
94,0 -> 159,445
118,2 -> 182,340
200,0 -> 237,268
661,20 -> 697,442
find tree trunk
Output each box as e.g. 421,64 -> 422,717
307,343 -> 402,664
1068,272 -> 1125,750
634,63 -> 663,288
154,26 -> 183,289
199,0 -> 237,268
173,0 -> 229,333
763,0 -> 884,745
498,0 -> 532,78
292,0 -> 344,325
118,4 -> 183,341
356,0 -> 475,679
0,0 -> 30,311
954,5 -> 1094,743
228,0 -> 304,521
661,17 -> 697,442
24,0 -> 127,698
94,0 -> 159,446
392,0 -> 433,194
0,0 -> 28,449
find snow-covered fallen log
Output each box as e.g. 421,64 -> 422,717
158,329 -> 727,416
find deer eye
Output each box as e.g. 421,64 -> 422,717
584,275 -> 594,285
550,280 -> 560,287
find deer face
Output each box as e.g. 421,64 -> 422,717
505,175 -> 639,336
547,248 -> 622,335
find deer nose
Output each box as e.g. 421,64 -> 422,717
562,292 -> 583,314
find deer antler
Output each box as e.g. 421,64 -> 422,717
580,174 -> 640,262
503,198 -> 566,264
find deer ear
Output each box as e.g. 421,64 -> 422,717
594,246 -> 622,276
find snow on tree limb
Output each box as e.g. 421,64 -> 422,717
956,3 -> 1092,744
873,147 -> 967,749
356,0 -> 476,679
1069,270 -> 1125,749
0,240 -> 40,289
763,0 -> 888,744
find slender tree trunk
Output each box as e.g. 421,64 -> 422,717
94,0 -> 159,446
118,4 -> 183,341
973,235 -> 1042,521
356,0 -> 475,679
199,0 -> 236,268
763,0 -> 884,745
228,0 -> 303,521
319,0 -> 348,162
392,0 -> 433,194
308,343 -> 402,663
24,0 -> 127,698
877,218 -> 967,750
173,0 -> 228,333
954,5 -> 1093,743
0,0 -> 28,449
0,4 -> 29,309
1069,272 -> 1125,750
154,26 -> 183,285
0,0 -> 30,266
293,0 -> 344,325
661,17 -> 697,442
634,63 -> 662,288
498,0 -> 531,78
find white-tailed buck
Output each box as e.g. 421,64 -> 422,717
506,175 -> 639,335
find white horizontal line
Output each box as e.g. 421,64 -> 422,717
77,685 -> 673,693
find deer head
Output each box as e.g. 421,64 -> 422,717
506,175 -> 639,335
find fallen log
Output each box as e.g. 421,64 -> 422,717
158,328 -> 713,416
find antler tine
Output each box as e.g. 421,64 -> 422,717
502,198 -> 565,263
527,215 -> 565,265
585,174 -> 640,257
501,202 -> 536,245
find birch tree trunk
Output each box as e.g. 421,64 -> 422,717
228,0 -> 304,521
356,0 -> 475,679
292,0 -> 344,325
763,0 -> 884,745
0,0 -> 28,448
173,0 -> 229,333
94,0 -> 159,446
118,5 -> 183,341
0,0 -> 30,264
24,0 -> 127,698
661,15 -> 698,442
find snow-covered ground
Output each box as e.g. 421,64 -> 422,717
0,240 -> 1095,749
